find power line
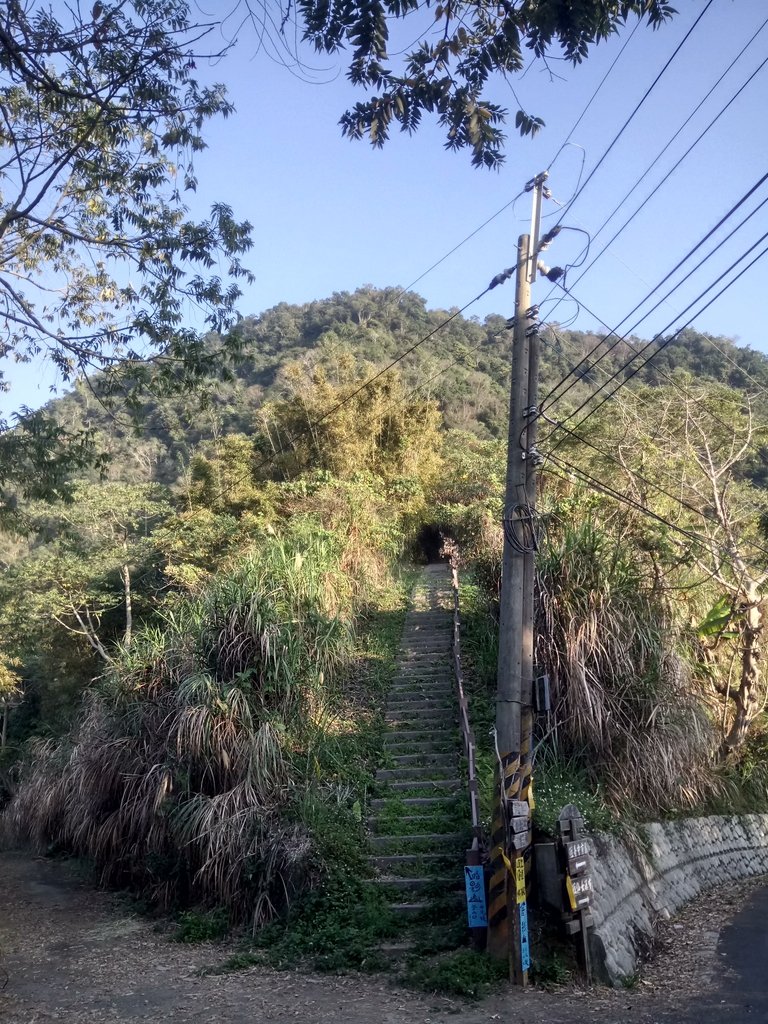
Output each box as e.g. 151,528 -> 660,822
251,271 -> 512,474
546,190 -> 768,412
545,452 -> 768,583
540,232 -> 768,455
544,28 -> 768,322
368,0 -> 701,328
539,170 -> 768,411
546,18 -> 642,173
392,191 -> 526,302
539,407 -> 768,568
552,0 -> 715,224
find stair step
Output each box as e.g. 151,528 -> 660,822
369,832 -> 466,848
389,902 -> 431,916
370,795 -> 457,809
385,729 -> 456,742
395,666 -> 451,675
383,778 -> 461,792
385,713 -> 454,726
388,896 -> 464,917
376,766 -> 455,781
367,816 -> 464,834
385,748 -> 456,760
369,853 -> 454,869
388,682 -> 453,693
387,697 -> 453,709
376,876 -> 454,891
388,753 -> 456,766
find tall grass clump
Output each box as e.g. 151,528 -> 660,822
536,519 -> 723,815
4,534 -> 359,926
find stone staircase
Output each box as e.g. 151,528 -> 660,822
367,563 -> 467,919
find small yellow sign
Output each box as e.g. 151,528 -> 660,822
515,856 -> 526,904
565,874 -> 577,912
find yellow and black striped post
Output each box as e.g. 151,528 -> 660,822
487,750 -> 520,959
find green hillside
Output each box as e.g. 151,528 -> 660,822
2,286 -> 768,980
43,286 -> 768,488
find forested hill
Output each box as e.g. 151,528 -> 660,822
50,285 -> 768,486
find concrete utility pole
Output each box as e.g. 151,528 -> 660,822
487,173 -> 546,975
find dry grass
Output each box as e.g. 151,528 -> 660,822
3,535 -> 357,926
536,520 -> 724,814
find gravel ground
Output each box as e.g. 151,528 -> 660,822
0,851 -> 763,1024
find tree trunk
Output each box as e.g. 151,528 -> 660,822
721,587 -> 763,756
1,704 -> 7,749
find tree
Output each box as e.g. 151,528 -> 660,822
257,355 -> 445,491
0,1 -> 254,502
295,0 -> 677,167
1,482 -> 171,665
0,654 -> 22,750
557,380 -> 768,756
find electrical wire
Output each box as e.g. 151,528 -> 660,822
539,169 -> 768,411
544,27 -> 768,323
546,19 -> 642,175
251,272 -> 510,474
540,232 -> 768,456
392,190 -> 527,303
551,0 -> 715,224
539,409 -> 768,567
545,452 -> 768,582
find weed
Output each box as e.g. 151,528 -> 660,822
172,907 -> 230,943
401,949 -> 507,1000
529,949 -> 574,987
532,748 -> 620,837
252,875 -> 400,972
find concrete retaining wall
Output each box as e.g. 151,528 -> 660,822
590,814 -> 768,983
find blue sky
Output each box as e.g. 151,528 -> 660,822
9,0 -> 768,411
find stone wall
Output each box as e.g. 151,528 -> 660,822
589,814 -> 768,983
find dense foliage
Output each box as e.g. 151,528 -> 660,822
295,0 -> 676,167
0,1 -> 253,514
3,286 -> 768,929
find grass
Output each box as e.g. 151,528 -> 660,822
172,907 -> 230,943
400,949 -> 507,1000
532,750 -> 620,837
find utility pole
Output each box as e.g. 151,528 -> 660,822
488,173 -> 547,975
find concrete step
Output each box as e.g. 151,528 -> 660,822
376,876 -> 461,894
368,831 -> 465,849
384,729 -> 456,742
387,701 -> 454,711
382,778 -> 461,792
388,901 -> 431,916
387,689 -> 453,701
387,753 -> 456,766
385,710 -> 454,725
369,795 -> 458,810
387,692 -> 454,700
398,637 -> 450,646
369,853 -> 457,870
375,876 -> 447,892
388,896 -> 464,917
367,814 -> 464,833
376,766 -> 456,781
385,748 -> 456,761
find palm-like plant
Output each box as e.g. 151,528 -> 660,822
5,535 -> 354,925
536,519 -> 723,813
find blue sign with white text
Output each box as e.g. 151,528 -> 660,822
464,865 -> 488,927
519,900 -> 531,972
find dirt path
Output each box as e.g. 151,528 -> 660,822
0,850 -> 761,1024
